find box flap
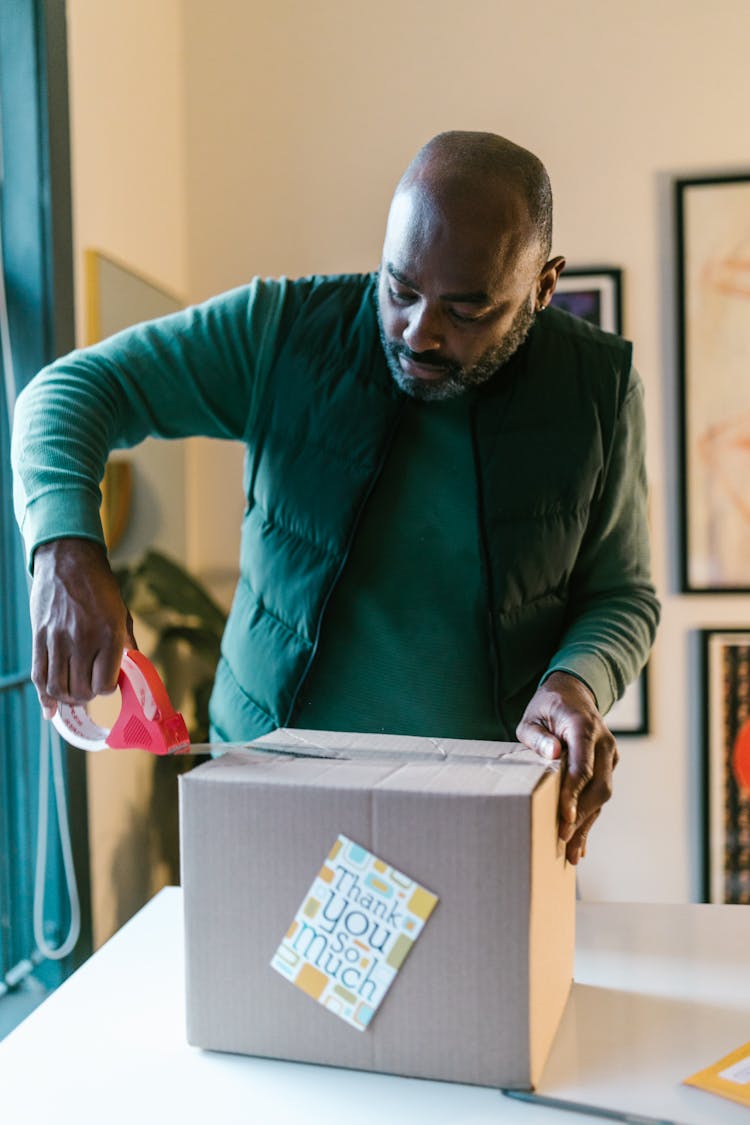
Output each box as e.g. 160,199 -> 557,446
253,727 -> 540,766
184,739 -> 553,799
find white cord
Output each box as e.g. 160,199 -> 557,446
0,100 -> 81,961
32,719 -> 81,959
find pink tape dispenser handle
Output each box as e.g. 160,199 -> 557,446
51,650 -> 191,755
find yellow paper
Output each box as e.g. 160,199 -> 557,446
684,1039 -> 750,1107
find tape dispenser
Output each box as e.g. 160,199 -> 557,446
51,648 -> 190,755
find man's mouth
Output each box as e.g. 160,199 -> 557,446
397,352 -> 451,381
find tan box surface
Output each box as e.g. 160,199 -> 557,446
179,730 -> 575,1088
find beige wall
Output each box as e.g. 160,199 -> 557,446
66,0 -> 750,922
67,0 -> 188,308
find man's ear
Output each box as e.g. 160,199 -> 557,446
536,256 -> 566,311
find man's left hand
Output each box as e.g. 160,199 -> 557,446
515,670 -> 619,865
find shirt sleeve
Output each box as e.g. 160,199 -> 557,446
11,277 -> 290,569
542,367 -> 661,715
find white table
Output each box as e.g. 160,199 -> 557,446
1,888 -> 748,1124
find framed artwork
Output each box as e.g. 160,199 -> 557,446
699,629 -> 750,903
84,249 -> 186,561
551,267 -> 648,736
676,175 -> 750,592
550,267 -> 622,334
605,673 -> 649,738
85,248 -> 183,345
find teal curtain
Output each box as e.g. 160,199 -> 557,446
0,358 -> 42,984
0,0 -> 90,999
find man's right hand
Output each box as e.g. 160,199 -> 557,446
30,538 -> 137,718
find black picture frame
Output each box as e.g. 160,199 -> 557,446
698,629 -> 750,903
551,266 -> 623,334
605,670 -> 650,739
550,267 -> 649,737
676,174 -> 750,593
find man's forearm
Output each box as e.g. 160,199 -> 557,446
544,582 -> 660,714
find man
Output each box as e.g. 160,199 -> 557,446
12,131 -> 660,865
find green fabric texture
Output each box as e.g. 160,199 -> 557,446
12,278 -> 286,560
295,393 -> 498,739
11,273 -> 660,742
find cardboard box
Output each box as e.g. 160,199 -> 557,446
179,729 -> 575,1088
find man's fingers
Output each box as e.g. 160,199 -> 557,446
566,809 -> 601,865
32,631 -> 50,714
33,633 -> 127,710
558,764 -> 590,842
519,672 -> 621,861
69,648 -> 100,702
31,632 -> 60,718
28,537 -> 135,713
91,646 -> 124,697
45,637 -> 71,702
39,692 -> 57,721
125,611 -> 138,652
557,716 -> 603,840
560,732 -> 618,844
516,718 -> 563,761
35,641 -> 131,719
91,621 -> 139,695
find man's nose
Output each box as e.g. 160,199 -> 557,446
403,301 -> 443,353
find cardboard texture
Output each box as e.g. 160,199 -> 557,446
179,730 -> 575,1088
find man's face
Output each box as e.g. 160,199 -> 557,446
377,184 -> 547,401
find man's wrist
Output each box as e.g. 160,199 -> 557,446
541,669 -> 598,706
33,536 -> 108,572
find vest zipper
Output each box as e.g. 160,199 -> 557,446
283,400 -> 406,727
469,399 -> 510,739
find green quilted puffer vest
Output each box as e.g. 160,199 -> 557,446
209,274 -> 632,742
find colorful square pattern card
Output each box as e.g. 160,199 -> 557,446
271,834 -> 439,1031
685,1039 -> 750,1107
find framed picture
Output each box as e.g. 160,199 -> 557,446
84,249 -> 186,561
605,673 -> 649,738
550,267 -> 622,334
676,174 -> 750,592
85,248 -> 183,344
699,629 -> 750,903
551,267 -> 648,736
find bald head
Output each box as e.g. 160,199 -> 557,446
377,131 -> 564,401
397,131 -> 553,267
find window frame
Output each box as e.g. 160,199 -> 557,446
0,0 -> 92,1007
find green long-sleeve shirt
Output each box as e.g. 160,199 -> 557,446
12,275 -> 660,740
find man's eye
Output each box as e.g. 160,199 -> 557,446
450,308 -> 484,323
388,287 -> 415,305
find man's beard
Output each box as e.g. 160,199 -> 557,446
377,299 -> 536,402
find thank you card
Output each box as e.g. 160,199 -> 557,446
271,834 -> 438,1030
